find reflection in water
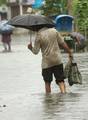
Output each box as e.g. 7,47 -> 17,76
42,93 -> 81,120
43,94 -> 64,120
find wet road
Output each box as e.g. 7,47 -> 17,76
0,34 -> 88,120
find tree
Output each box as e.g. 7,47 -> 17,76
67,0 -> 72,15
0,0 -> 6,6
74,0 -> 88,34
41,0 -> 67,16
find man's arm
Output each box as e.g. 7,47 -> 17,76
76,36 -> 81,45
56,32 -> 73,59
61,42 -> 73,59
28,34 -> 41,55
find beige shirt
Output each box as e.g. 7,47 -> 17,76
31,28 -> 65,69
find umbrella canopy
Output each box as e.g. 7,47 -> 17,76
0,20 -> 14,34
70,32 -> 85,41
0,20 -> 8,27
70,32 -> 86,50
8,14 -> 55,31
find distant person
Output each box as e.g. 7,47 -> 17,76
1,32 -> 12,52
70,32 -> 86,50
28,27 -> 73,94
0,17 -> 13,52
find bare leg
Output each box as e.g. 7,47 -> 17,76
7,42 -> 11,52
3,42 -> 7,51
45,82 -> 51,93
58,81 -> 66,93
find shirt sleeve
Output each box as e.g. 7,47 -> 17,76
56,32 -> 65,45
31,33 -> 41,54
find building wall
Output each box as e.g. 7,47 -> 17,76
0,5 -> 8,20
7,0 -> 33,18
10,5 -> 20,18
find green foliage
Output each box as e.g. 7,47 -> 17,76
41,0 -> 67,16
75,0 -> 88,33
72,0 -> 78,14
0,0 -> 6,5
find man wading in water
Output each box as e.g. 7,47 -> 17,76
28,27 -> 72,93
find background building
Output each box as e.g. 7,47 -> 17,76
0,4 -> 8,20
7,0 -> 35,19
6,0 -> 44,19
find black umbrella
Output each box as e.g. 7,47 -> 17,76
8,14 -> 55,31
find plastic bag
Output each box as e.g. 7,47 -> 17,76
64,61 -> 71,79
64,60 -> 82,86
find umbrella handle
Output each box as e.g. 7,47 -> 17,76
28,30 -> 33,43
30,34 -> 32,43
29,31 -> 37,44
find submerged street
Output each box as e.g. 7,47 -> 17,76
0,34 -> 88,120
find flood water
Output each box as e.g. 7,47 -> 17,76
0,34 -> 88,120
